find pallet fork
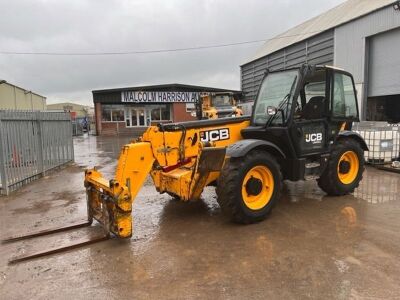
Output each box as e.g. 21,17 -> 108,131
2,194 -> 112,264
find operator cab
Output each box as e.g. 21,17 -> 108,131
242,64 -> 360,180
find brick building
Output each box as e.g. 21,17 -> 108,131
93,84 -> 240,136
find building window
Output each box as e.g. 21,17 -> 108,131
101,105 -> 124,122
160,105 -> 170,121
102,106 -> 112,121
150,107 -> 161,121
112,109 -> 124,121
186,103 -> 195,112
130,108 -> 138,126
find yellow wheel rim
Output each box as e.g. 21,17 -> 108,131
242,165 -> 274,210
337,151 -> 359,185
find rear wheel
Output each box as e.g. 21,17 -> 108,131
216,150 -> 282,224
318,138 -> 364,195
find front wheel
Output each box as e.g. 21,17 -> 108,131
216,150 -> 282,224
318,138 -> 365,196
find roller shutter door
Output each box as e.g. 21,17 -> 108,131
368,28 -> 400,97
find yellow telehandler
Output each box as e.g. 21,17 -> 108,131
5,65 -> 368,263
198,92 -> 243,119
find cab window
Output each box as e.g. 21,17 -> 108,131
252,70 -> 298,126
332,73 -> 358,118
294,69 -> 327,120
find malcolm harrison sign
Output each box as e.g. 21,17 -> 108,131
121,91 -> 200,103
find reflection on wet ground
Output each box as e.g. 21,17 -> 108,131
0,135 -> 399,299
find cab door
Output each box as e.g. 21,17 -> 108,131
329,70 -> 359,125
290,69 -> 330,157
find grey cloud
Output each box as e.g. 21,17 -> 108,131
0,0 -> 345,105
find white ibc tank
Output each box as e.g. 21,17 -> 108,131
354,122 -> 400,164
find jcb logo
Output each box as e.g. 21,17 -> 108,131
200,128 -> 230,142
305,133 -> 323,144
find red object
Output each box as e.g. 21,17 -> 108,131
70,111 -> 77,119
12,145 -> 20,166
162,157 -> 193,173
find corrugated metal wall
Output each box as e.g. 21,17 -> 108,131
0,83 -> 46,110
334,5 -> 400,85
334,4 -> 400,119
241,30 -> 334,101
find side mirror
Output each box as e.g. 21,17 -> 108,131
266,106 -> 278,116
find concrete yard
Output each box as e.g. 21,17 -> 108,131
1,135 -> 399,300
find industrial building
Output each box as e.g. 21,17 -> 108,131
241,0 -> 400,123
47,102 -> 95,135
92,83 -> 240,136
0,80 -> 46,110
47,102 -> 93,119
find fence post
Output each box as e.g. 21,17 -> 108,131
36,111 -> 45,176
70,115 -> 75,162
0,114 -> 9,195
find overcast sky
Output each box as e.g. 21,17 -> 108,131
0,0 -> 346,105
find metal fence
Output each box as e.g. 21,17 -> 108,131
0,110 -> 74,195
72,120 -> 84,136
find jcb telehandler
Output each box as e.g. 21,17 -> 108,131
196,92 -> 243,119
5,65 -> 368,262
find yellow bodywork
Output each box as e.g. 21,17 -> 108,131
84,118 -> 250,238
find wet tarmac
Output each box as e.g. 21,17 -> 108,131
1,135 -> 399,299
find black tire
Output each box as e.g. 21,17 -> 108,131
216,150 -> 282,224
317,138 -> 364,196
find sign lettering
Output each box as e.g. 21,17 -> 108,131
121,91 -> 200,103
305,133 -> 323,144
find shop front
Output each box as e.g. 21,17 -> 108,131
124,104 -> 171,127
101,104 -> 171,126
93,84 -> 241,136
